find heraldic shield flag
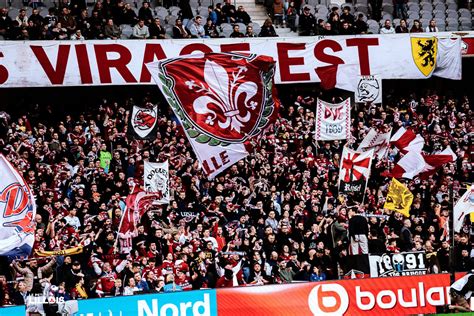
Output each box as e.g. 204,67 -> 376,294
411,37 -> 438,77
128,104 -> 159,139
338,147 -> 374,194
0,154 -> 36,257
146,52 -> 280,178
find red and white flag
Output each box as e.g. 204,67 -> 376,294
420,147 -> 457,179
338,147 -> 373,193
388,147 -> 457,179
0,155 -> 36,257
315,98 -> 351,141
390,127 -> 424,154
146,53 -> 280,178
386,151 -> 426,179
454,185 -> 474,232
357,128 -> 392,159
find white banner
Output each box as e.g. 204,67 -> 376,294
369,252 -> 427,277
0,155 -> 36,257
315,98 -> 351,140
0,34 -> 462,90
355,75 -> 382,103
144,161 -> 169,204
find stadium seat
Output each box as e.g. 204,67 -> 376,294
354,4 -> 368,14
249,22 -> 261,34
8,8 -> 19,19
408,11 -> 420,19
121,25 -> 133,38
446,24 -> 459,31
421,3 -> 433,11
165,15 -> 177,25
420,18 -> 431,26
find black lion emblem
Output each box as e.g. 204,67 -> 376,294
417,39 -> 436,67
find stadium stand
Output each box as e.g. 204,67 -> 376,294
0,0 -> 472,40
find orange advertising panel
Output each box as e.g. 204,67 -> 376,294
216,274 -> 452,316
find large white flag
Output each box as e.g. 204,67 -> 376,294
454,185 -> 474,232
144,161 -> 170,204
357,128 -> 392,159
0,155 -> 36,257
315,98 -> 351,141
146,52 -> 280,178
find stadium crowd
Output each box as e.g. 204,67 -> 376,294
0,0 -> 470,40
0,82 -> 471,308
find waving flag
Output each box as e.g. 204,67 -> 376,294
384,178 -> 414,217
420,147 -> 457,179
128,104 -> 159,140
0,155 -> 36,257
390,127 -> 424,154
338,147 -> 373,193
386,147 -> 457,179
454,185 -> 474,232
385,151 -> 426,179
146,52 -> 280,178
357,128 -> 392,159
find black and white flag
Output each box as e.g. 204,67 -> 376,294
355,75 -> 382,104
144,161 -> 169,204
128,105 -> 159,139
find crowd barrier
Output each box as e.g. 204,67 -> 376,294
2,272 -> 464,316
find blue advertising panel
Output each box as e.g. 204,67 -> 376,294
77,289 -> 217,316
1,305 -> 24,315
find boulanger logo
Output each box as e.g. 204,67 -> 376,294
308,283 -> 349,316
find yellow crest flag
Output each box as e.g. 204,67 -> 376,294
411,37 -> 438,77
384,178 -> 414,217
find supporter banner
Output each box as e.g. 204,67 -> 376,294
338,147 -> 373,194
144,161 -> 169,204
147,52 -> 280,178
315,98 -> 350,140
0,154 -> 36,257
128,104 -> 159,139
216,273 -> 450,316
369,251 -> 427,277
355,75 -> 382,103
0,34 -> 463,90
76,289 -> 217,316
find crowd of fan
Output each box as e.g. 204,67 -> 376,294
0,0 -> 257,40
0,0 -> 464,40
0,84 -> 471,308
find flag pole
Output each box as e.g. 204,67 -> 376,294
449,181 -> 455,284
